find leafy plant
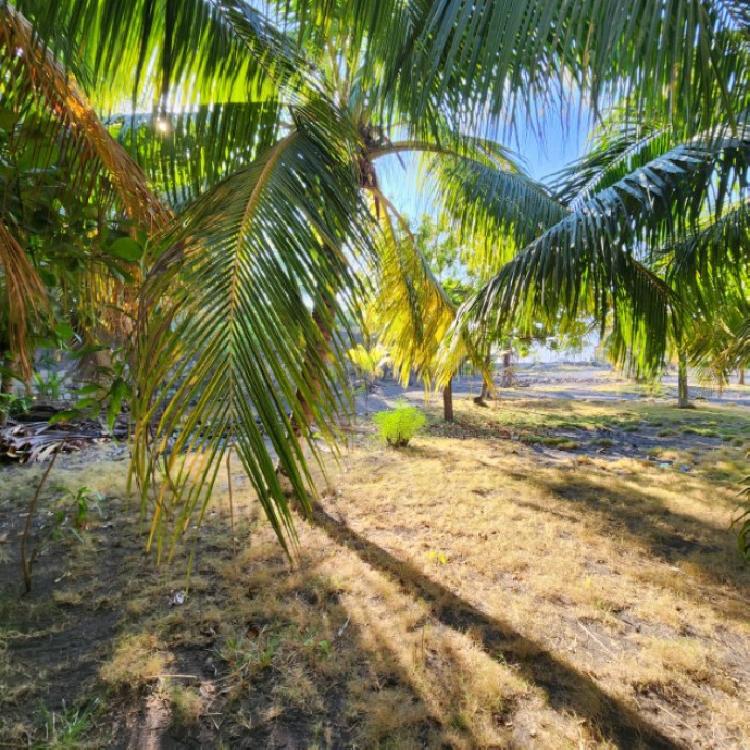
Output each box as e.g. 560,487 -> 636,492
373,404 -> 426,447
50,348 -> 132,434
0,391 -> 30,419
33,370 -> 64,401
41,485 -> 105,547
63,486 -> 103,531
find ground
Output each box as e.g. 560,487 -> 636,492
0,365 -> 748,749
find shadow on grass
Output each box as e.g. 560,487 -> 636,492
526,474 -> 749,613
306,502 -> 681,750
0,490 -> 462,748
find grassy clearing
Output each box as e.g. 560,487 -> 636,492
0,394 -> 748,747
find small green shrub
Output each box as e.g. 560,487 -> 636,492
373,404 -> 426,447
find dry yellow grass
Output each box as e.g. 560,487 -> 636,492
0,393 -> 748,747
307,395 -> 750,748
100,633 -> 171,690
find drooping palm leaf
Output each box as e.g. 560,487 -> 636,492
0,3 -> 170,231
0,219 -> 46,378
132,100 -> 374,557
370,189 -> 459,386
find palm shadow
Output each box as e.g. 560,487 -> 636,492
525,473 -> 749,619
305,502 -> 682,750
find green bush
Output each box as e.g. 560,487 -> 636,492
372,404 -> 426,447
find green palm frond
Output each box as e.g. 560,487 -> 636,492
664,197 -> 750,285
548,106 -> 750,308
687,303 -> 750,384
462,123 -> 750,350
396,1 -> 748,131
548,116 -> 674,207
132,101 -> 374,558
718,0 -> 750,35
11,0 -> 301,110
431,156 -> 567,261
112,102 -> 281,207
457,139 -> 750,371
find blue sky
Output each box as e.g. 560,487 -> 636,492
379,108 -> 590,225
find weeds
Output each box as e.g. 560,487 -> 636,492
218,631 -> 280,678
38,699 -> 99,749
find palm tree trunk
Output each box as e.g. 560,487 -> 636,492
443,377 -> 454,422
677,350 -> 690,408
501,349 -> 512,387
474,349 -> 492,405
739,368 -> 745,386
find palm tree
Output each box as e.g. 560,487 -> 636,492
540,107 -> 750,405
4,0 -> 749,555
448,102 -> 750,386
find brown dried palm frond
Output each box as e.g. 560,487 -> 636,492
0,219 -> 46,379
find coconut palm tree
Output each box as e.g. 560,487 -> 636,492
447,102 -> 750,386
4,0 -> 749,556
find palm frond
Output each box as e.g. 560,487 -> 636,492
431,156 -> 568,264
11,0 -> 300,111
687,303 -> 750,384
132,101 -> 374,557
112,102 -> 281,208
664,197 -> 750,285
717,0 -> 750,36
0,219 -> 46,379
368,188 -> 461,387
287,1 -> 750,136
457,125 -> 750,372
549,115 -> 674,207
398,1 -> 748,132
0,3 -> 170,231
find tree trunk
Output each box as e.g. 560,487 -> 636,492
739,368 -> 745,386
677,350 -> 690,408
501,350 -> 512,387
443,377 -> 454,422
